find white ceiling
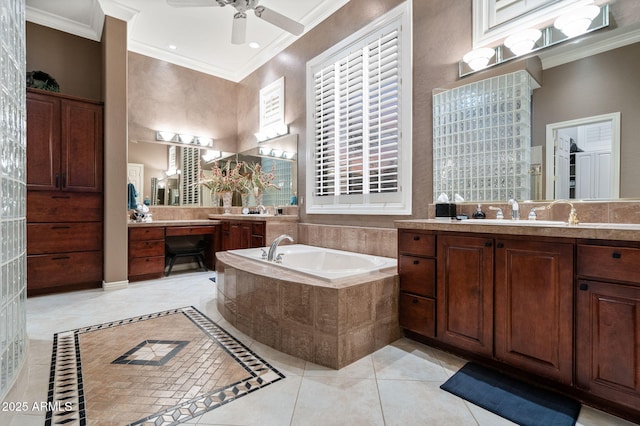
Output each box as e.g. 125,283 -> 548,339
25,0 -> 350,82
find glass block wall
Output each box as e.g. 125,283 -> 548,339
0,0 -> 27,400
432,70 -> 538,202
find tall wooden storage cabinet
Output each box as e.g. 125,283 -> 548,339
26,89 -> 104,295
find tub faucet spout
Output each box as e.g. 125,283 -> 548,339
268,234 -> 293,261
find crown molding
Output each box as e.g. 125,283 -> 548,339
26,3 -> 104,42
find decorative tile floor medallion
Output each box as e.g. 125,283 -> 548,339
45,307 -> 284,425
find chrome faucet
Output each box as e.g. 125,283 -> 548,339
546,199 -> 579,226
488,206 -> 504,219
256,205 -> 267,214
267,234 -> 293,261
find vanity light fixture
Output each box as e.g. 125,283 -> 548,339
156,131 -> 176,142
554,4 -> 601,38
255,123 -> 289,143
196,136 -> 213,146
178,134 -> 194,144
462,47 -> 496,71
459,3 -> 609,77
156,130 -> 215,147
202,150 -> 221,163
504,29 -> 542,56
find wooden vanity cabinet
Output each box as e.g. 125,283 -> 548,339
576,242 -> 640,412
128,227 -> 165,281
494,238 -> 574,385
26,90 -> 104,295
221,220 -> 265,250
397,230 -> 436,338
437,234 -> 494,356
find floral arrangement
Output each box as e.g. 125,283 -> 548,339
199,161 -> 248,194
246,162 -> 280,194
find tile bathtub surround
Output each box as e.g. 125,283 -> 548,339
297,223 -> 398,258
0,0 -> 27,403
216,253 -> 401,369
46,306 -> 283,425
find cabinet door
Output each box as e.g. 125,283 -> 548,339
576,280 -> 640,410
60,99 -> 103,192
26,93 -> 61,191
437,235 -> 494,356
494,239 -> 574,384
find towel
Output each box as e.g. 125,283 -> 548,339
127,183 -> 138,210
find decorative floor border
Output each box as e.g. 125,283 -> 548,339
45,306 -> 285,426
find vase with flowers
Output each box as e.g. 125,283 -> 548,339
199,161 -> 247,213
246,162 -> 280,207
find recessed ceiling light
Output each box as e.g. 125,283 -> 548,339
168,44 -> 177,50
248,42 -> 260,49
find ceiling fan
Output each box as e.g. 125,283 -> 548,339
167,0 -> 305,45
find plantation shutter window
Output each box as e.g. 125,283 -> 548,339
306,2 -> 411,215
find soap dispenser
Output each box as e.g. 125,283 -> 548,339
472,204 -> 486,219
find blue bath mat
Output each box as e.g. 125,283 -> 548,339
440,362 -> 580,426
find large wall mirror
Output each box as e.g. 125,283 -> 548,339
127,134 -> 297,208
434,39 -> 640,203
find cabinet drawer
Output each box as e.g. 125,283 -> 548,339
27,191 -> 102,222
165,226 -> 215,236
129,256 -> 165,277
399,255 -> 436,297
27,222 -> 102,254
399,292 -> 435,338
578,244 -> 640,284
27,251 -> 102,289
398,230 -> 435,257
129,227 -> 165,241
129,240 -> 164,257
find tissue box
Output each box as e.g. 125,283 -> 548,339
435,203 -> 457,218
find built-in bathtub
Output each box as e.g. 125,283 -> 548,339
228,244 -> 397,282
215,245 -> 401,369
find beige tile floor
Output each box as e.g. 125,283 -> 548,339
3,270 -> 637,425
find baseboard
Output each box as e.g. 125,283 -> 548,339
102,279 -> 129,291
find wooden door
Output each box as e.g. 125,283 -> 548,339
60,99 -> 103,192
494,238 -> 574,384
437,234 -> 494,356
26,92 -> 60,191
576,279 -> 640,411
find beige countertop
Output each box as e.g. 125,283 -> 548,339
207,214 -> 299,222
128,219 -> 222,227
394,219 -> 640,242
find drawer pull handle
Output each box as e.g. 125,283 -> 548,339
413,260 -> 419,265
579,283 -> 589,291
412,298 -> 419,304
496,242 -> 504,248
51,226 -> 71,230
413,236 -> 420,241
52,256 -> 70,261
612,252 -> 622,259
51,195 -> 71,199
485,241 -> 492,247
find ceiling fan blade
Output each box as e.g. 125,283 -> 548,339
254,6 -> 304,36
231,13 -> 247,45
166,0 -> 221,7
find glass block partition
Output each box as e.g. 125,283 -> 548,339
432,70 -> 538,202
0,0 -> 27,400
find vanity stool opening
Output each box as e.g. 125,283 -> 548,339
165,239 -> 207,276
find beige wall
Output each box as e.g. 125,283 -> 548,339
26,22 -> 103,101
127,52 -> 238,154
